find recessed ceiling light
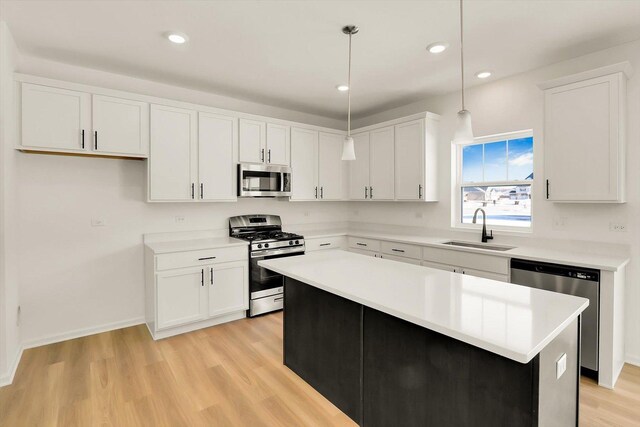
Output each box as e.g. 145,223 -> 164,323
476,71 -> 492,79
336,84 -> 349,92
426,42 -> 449,54
166,32 -> 188,44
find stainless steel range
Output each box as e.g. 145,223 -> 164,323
229,214 -> 305,317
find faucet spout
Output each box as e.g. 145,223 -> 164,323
472,208 -> 494,243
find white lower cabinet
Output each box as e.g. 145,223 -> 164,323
156,267 -> 208,330
305,236 -> 347,252
146,245 -> 248,339
422,247 -> 509,281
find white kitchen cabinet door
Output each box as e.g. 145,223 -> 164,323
198,112 -> 237,201
318,132 -> 345,200
156,267 -> 208,330
239,119 -> 266,163
460,267 -> 508,282
394,119 -> 425,200
348,132 -> 370,200
21,83 -> 91,151
149,105 -> 197,201
92,95 -> 149,156
208,261 -> 248,318
544,73 -> 625,202
290,127 -> 319,200
266,123 -> 290,165
421,261 -> 456,273
369,126 -> 395,200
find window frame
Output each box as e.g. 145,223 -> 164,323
452,129 -> 534,233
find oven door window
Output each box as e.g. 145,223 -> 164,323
242,170 -> 282,192
250,252 -> 302,293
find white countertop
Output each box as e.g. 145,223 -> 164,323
145,236 -> 247,254
259,250 -> 589,364
302,229 -> 628,272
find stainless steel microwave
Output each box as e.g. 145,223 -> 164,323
238,163 -> 292,197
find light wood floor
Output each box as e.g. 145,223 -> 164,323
1,312 -> 639,426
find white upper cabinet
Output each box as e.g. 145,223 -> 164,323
369,126 -> 395,200
238,119 -> 290,165
266,123 -> 290,165
21,82 -> 149,157
198,112 -> 238,201
348,132 -> 370,200
92,95 -> 149,156
290,127 -> 319,201
348,114 -> 439,202
318,132 -> 346,200
541,66 -> 628,203
149,105 -> 197,201
21,83 -> 91,151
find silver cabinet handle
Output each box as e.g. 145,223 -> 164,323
261,148 -> 265,162
391,248 -> 405,253
268,149 -> 271,163
419,184 -> 423,199
365,186 -> 368,199
369,186 -> 373,199
210,268 -> 214,285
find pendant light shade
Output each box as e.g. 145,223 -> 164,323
453,109 -> 474,145
452,0 -> 474,145
341,25 -> 359,161
342,136 -> 356,161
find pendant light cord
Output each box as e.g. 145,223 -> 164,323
460,0 -> 465,111
347,31 -> 353,137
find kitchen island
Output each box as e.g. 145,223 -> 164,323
259,250 -> 589,426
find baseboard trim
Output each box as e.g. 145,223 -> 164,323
22,317 -> 145,350
0,345 -> 24,387
626,355 -> 640,367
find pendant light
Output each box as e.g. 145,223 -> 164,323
341,25 -> 358,161
452,0 -> 474,145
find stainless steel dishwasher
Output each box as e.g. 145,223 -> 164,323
510,258 -> 599,378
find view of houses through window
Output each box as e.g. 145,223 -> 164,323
459,133 -> 534,228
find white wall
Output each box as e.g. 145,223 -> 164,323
14,57 -> 349,346
0,20 -> 20,383
352,39 -> 640,364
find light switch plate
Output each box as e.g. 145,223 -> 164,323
556,353 -> 567,379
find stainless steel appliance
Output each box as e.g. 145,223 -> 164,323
229,214 -> 304,316
237,164 -> 292,197
510,258 -> 599,378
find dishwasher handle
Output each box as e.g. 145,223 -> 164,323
511,258 -> 599,282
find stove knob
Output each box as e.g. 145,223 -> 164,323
257,244 -> 262,249
289,241 -> 293,245
295,240 -> 300,244
264,243 -> 269,248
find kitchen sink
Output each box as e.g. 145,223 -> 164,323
441,241 -> 515,252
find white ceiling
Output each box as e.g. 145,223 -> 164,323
2,0 -> 639,120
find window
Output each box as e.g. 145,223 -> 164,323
456,131 -> 534,229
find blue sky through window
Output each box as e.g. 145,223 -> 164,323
462,136 -> 533,183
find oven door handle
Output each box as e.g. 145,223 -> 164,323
251,247 -> 305,258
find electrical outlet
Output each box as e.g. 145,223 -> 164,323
175,216 -> 185,224
552,216 -> 567,229
609,222 -> 627,232
304,211 -> 310,217
91,218 -> 106,227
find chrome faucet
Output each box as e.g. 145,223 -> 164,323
472,208 -> 494,243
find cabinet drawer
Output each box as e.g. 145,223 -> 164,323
156,246 -> 247,271
306,236 -> 347,252
348,237 -> 381,252
380,241 -> 422,260
422,247 -> 509,275
348,248 -> 379,257
382,254 -> 422,265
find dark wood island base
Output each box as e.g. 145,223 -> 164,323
284,277 -> 580,426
